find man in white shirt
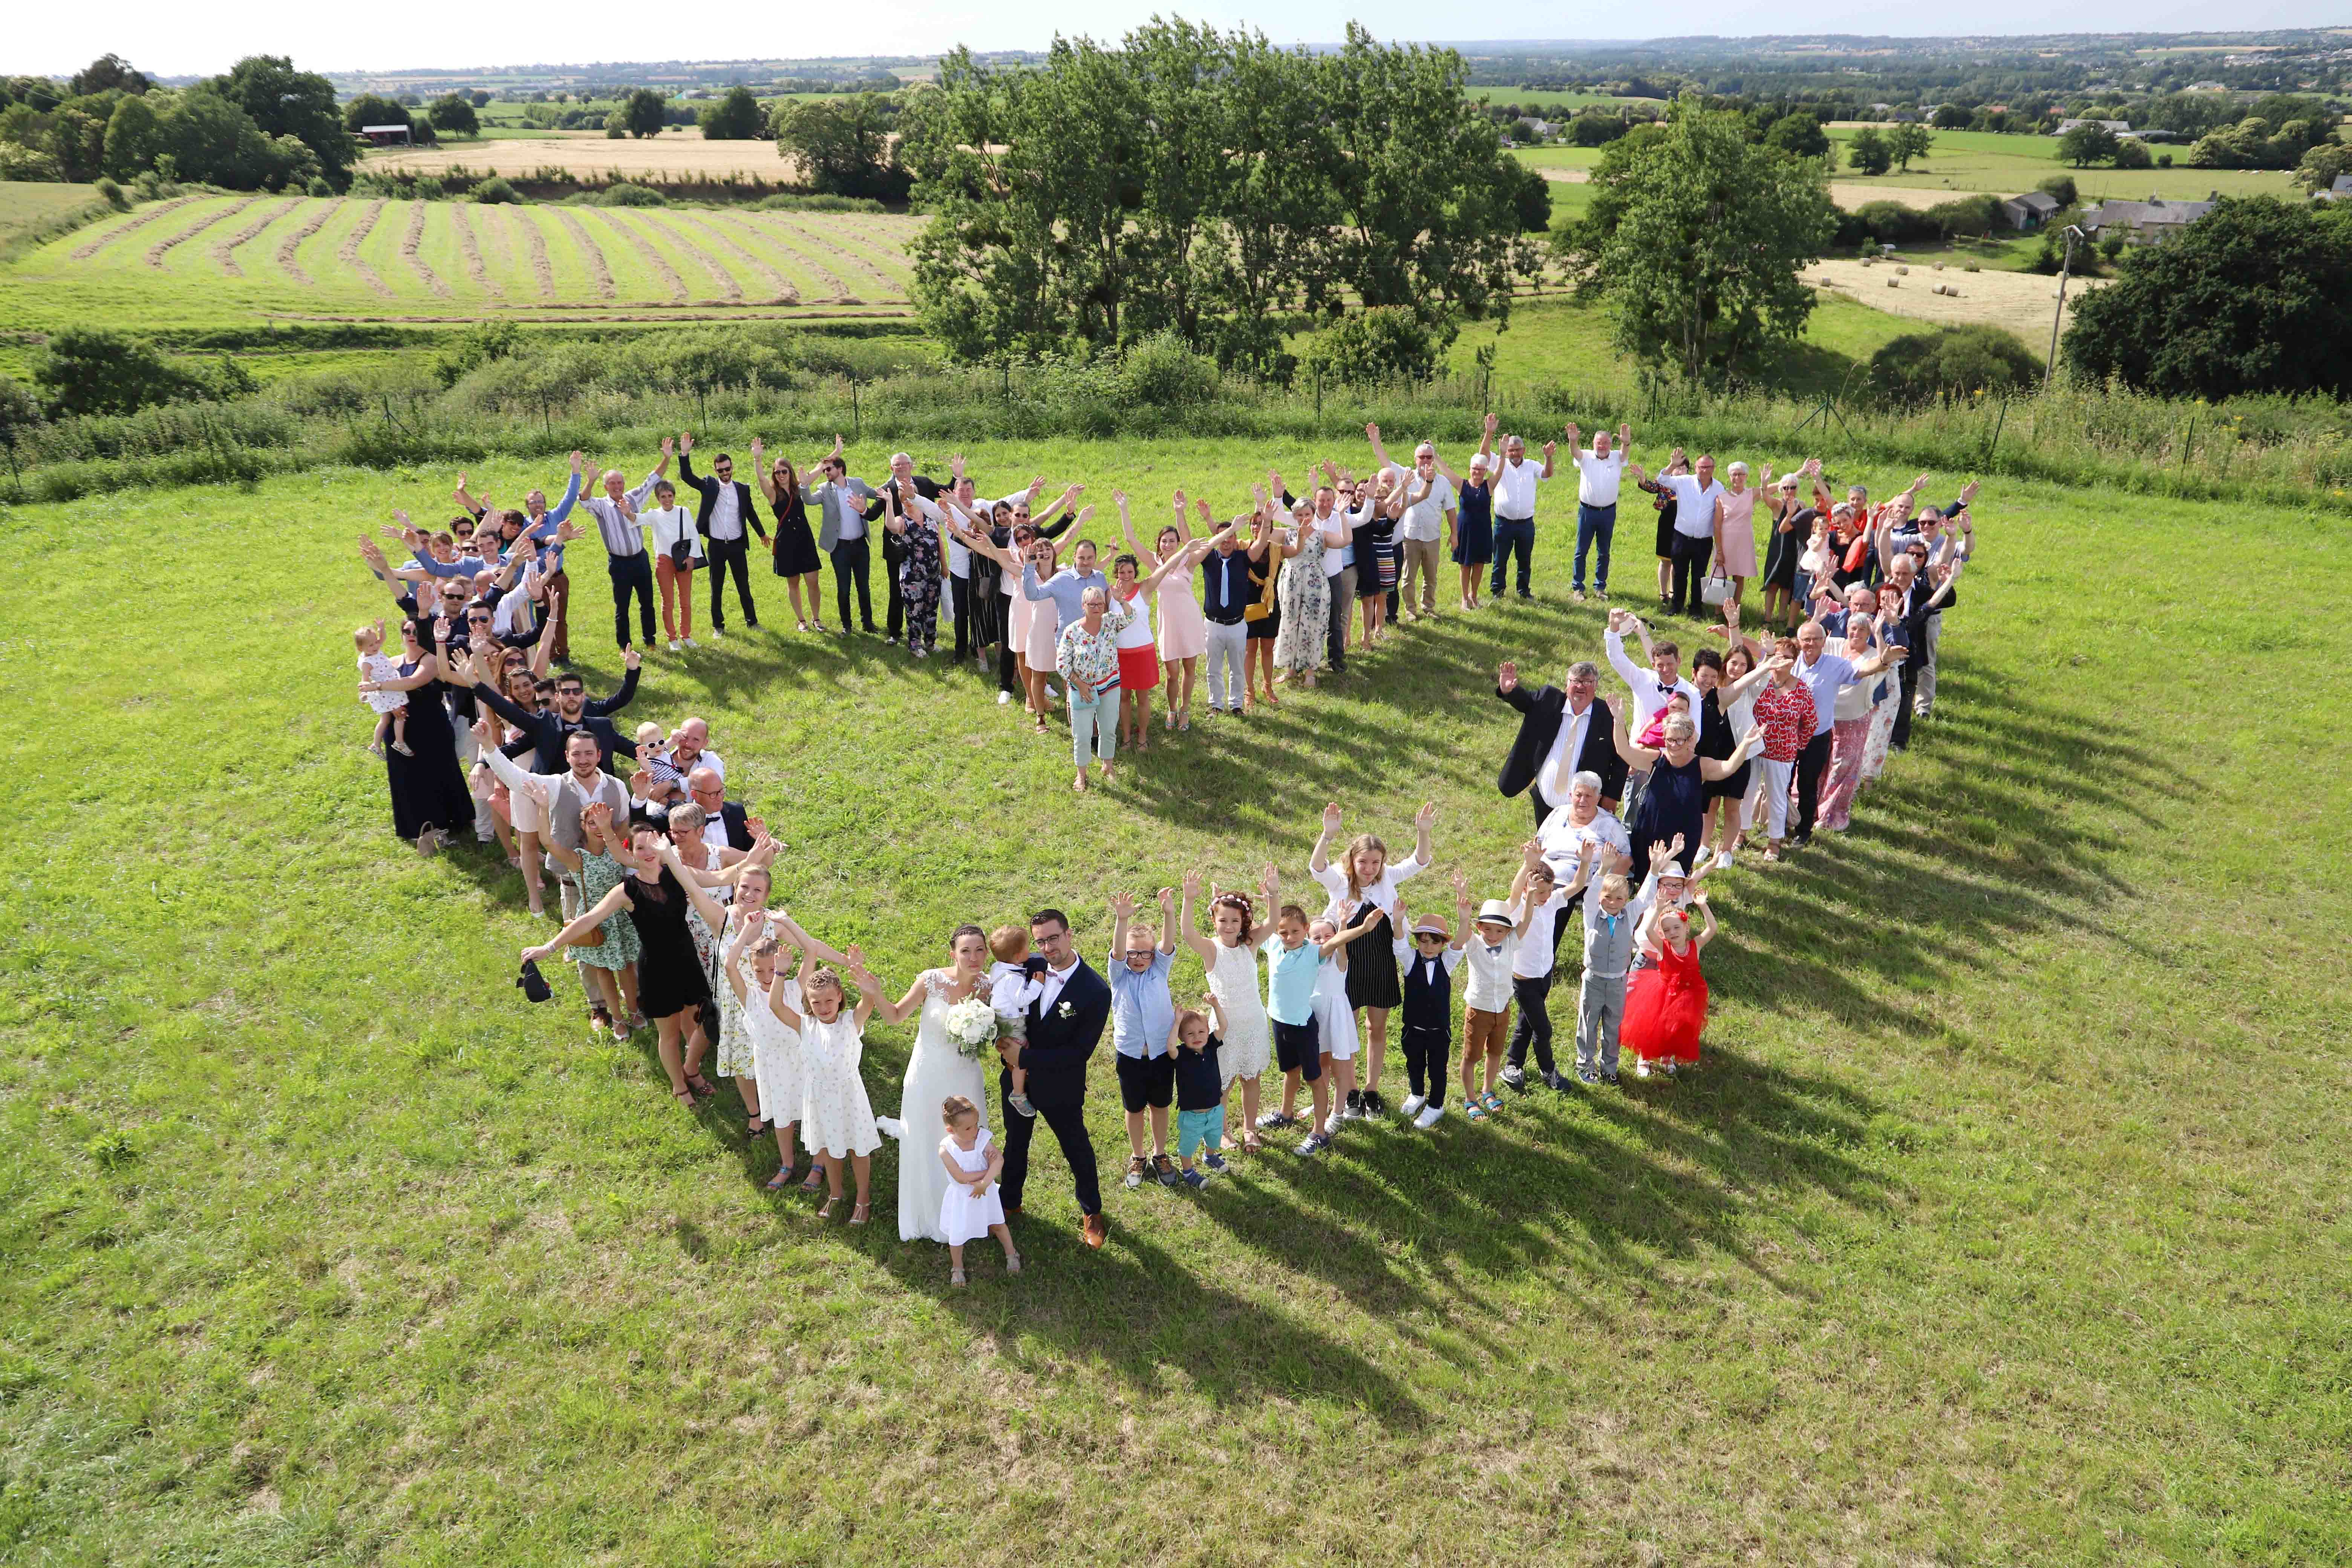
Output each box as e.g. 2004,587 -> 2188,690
807,442 -> 884,633
1478,411 -> 1555,601
1563,418 -> 1631,603
1628,453 -> 1726,620
1365,424 -> 1457,620
1604,609 -> 1702,819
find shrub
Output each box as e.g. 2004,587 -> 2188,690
1854,200 -> 1940,245
1868,325 -> 2042,404
471,175 -> 520,204
2036,174 -> 2078,208
433,321 -> 522,388
31,329 -> 194,418
599,182 -> 665,207
751,191 -> 884,213
92,176 -> 127,210
1300,307 -> 1453,388
1925,194 -> 2006,238
1115,332 -> 1220,412
306,175 -> 333,197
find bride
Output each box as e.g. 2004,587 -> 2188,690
873,925 -> 996,1242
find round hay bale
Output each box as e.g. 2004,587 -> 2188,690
1931,283 -> 1946,295
1933,261 -> 1946,271
1887,277 -> 1900,288
1947,287 -> 1960,297
1896,265 -> 1909,275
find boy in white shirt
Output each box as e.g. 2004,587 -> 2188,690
1455,868 -> 1537,1121
986,925 -> 1046,1118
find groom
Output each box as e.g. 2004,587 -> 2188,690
1001,908 -> 1112,1249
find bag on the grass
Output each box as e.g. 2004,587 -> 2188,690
516,958 -> 553,1003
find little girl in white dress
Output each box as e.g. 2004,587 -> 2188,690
775,952 -> 883,1223
937,1095 -> 1020,1286
1178,871 -> 1278,1152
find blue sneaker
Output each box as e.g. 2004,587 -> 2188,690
1203,1152 -> 1229,1173
1182,1168 -> 1209,1190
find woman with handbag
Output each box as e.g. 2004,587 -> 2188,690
639,476 -> 703,653
1712,462 -> 1762,611
750,437 -> 827,633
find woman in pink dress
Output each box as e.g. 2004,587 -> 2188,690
1121,490 -> 1209,732
1713,462 -> 1762,609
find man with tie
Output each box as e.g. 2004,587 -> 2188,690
676,432 -> 769,637
999,908 -> 1113,1251
1494,658 -> 1627,827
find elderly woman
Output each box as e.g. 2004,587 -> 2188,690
1537,769 -> 1634,895
1607,704 -> 1764,874
1819,614 -> 1886,834
1759,459 -> 1820,632
1056,583 -> 1133,792
1713,460 -> 1762,609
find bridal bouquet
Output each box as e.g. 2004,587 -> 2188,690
942,997 -> 998,1059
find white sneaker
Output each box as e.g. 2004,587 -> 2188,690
874,1116 -> 905,1140
667,639 -> 682,653
1400,1093 -> 1427,1118
1413,1103 -> 1445,1129
1715,850 -> 1735,870
1635,1062 -> 1652,1079
681,637 -> 699,649
1046,684 -> 1060,700
997,690 -> 1012,705
1322,1113 -> 1341,1137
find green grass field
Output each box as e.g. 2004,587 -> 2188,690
0,195 -> 923,330
1823,126 -> 2298,202
0,182 -> 103,247
1,438 -> 2345,1563
1452,294 -> 1920,397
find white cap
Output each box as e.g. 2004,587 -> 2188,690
1475,898 -> 1517,929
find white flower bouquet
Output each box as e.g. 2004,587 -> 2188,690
942,996 -> 998,1059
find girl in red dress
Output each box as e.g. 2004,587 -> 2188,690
1622,893 -> 1716,1078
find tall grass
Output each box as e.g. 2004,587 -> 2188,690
4,335 -> 2346,508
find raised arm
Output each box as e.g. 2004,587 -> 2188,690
1364,420 -> 1398,474
1696,726 -> 1764,782
1177,871 -> 1217,963
1606,699 -> 1658,772
1308,802 -> 1342,877
521,881 -> 631,963
653,837 -> 730,936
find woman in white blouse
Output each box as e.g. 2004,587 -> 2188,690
637,476 -> 703,653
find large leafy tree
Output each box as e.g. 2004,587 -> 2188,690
773,93 -> 909,202
2064,197 -> 2352,400
428,93 -> 478,138
900,23 -> 1537,368
209,55 -> 350,184
1570,97 -> 1836,382
698,86 -> 766,141
621,88 -> 667,139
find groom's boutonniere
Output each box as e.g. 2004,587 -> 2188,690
1056,1000 -> 1075,1020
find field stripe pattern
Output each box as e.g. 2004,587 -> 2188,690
337,200 -> 394,299
66,196 -> 195,261
399,201 -> 452,298
674,213 -> 795,304
273,200 -> 335,284
447,202 -> 501,299
552,208 -> 616,299
210,196 -> 303,278
587,209 -> 688,303
144,195 -> 259,269
716,211 -> 850,301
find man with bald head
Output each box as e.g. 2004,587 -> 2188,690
882,450 -> 943,644
569,449 -> 655,650
1482,415 -> 1556,601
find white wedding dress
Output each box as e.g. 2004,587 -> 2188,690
895,971 -> 991,1243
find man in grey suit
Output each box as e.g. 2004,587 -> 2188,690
807,438 -> 885,633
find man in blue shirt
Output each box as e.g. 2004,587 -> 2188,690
1107,890 -> 1181,1189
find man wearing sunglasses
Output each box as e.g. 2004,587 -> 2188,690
677,431 -> 769,637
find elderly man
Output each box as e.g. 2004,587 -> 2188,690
675,432 -> 768,637
1481,413 -> 1556,601
1628,453 -> 1726,619
1789,617 -> 1905,845
1497,658 -> 1627,828
1366,422 -> 1456,621
684,766 -> 753,865
1878,549 -> 1964,751
565,452 -> 656,651
1563,417 -> 1632,603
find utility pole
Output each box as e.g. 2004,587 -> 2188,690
2044,224 -> 2086,390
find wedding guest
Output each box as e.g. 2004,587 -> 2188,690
1109,539 -> 1202,754
1501,842 -> 1574,1093
1392,891 -> 1466,1128
1624,895 -> 1716,1080
882,473 -> 947,657
1366,423 -> 1455,620
805,440 -> 885,633
676,432 -> 768,636
1308,800 -> 1436,1116
1788,619 -> 1905,847
1055,585 -> 1130,793
456,461 -> 582,661
794,952 -> 883,1223
1262,902 -> 1331,1155
1242,501 -> 1294,709
354,621 -> 411,758
747,435 -> 825,632
1108,890 -> 1181,1190
1497,658 -> 1628,828
1562,416 -> 1631,603
1746,642 -> 1815,861
1180,870 -> 1278,1152
1273,493 -> 1332,690
1458,874 -> 1536,1121
635,467 -> 702,652
1450,449 -> 1494,611
1573,859 -> 1636,1086
997,908 -> 1112,1251
1170,1003 -> 1228,1188
1196,514 -> 1254,717
937,1095 -> 1018,1286
1484,420 -> 1555,600
1118,492 -> 1207,730
1605,705 -> 1766,876
361,614 -> 474,857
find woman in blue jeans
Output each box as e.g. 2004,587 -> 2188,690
1055,585 -> 1131,793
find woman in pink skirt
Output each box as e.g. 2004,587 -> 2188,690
1712,461 -> 1762,609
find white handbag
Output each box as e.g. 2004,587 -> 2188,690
1700,574 -> 1733,606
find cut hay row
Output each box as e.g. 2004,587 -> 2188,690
67,195 -> 196,262
145,195 -> 259,269
503,206 -> 558,301
400,201 -> 452,299
587,209 -> 687,304
274,200 -> 335,284
338,200 -> 395,300
769,214 -> 896,299
210,196 -> 302,279
673,213 -> 795,305
639,213 -> 741,303
715,210 -> 850,301
551,208 -> 616,299
446,202 -> 499,299
805,217 -> 917,288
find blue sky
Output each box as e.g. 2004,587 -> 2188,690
15,3 -> 2347,77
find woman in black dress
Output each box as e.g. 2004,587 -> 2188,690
1640,450 -> 1692,612
1243,509 -> 1292,710
361,614 -> 476,856
526,825 -> 723,1108
757,443 -> 827,632
1758,465 -> 1817,633
1608,707 -> 1762,876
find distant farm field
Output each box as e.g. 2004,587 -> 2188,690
367,131 -> 792,184
0,181 -> 103,246
0,194 -> 923,328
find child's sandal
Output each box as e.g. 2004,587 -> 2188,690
950,1266 -> 968,1287
1004,1252 -> 1023,1274
815,1197 -> 838,1220
848,1201 -> 870,1226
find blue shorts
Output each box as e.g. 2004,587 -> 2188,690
1274,1018 -> 1321,1079
1178,1106 -> 1225,1159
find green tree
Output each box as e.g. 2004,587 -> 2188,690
343,93 -> 414,136
1763,110 -> 1828,160
428,93 -> 479,138
698,85 -> 766,141
2113,138 -> 2153,170
44,103 -> 108,182
210,55 -> 350,184
2036,173 -> 2078,207
1847,126 -> 1892,175
469,90 -> 491,109
2297,142 -> 2352,195
70,54 -> 149,97
31,328 -> 194,417
1572,97 -> 1836,382
1931,104 -> 1973,130
1868,325 -> 2040,403
2064,197 -> 2352,399
102,92 -> 163,179
776,92 -> 909,201
622,88 -> 666,139
1887,122 -> 1933,172
2060,121 -> 2119,168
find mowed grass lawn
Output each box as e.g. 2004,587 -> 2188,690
1822,126 -> 2298,203
1450,295 -> 1925,395
2,443 -> 2347,1565
0,196 -> 925,330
